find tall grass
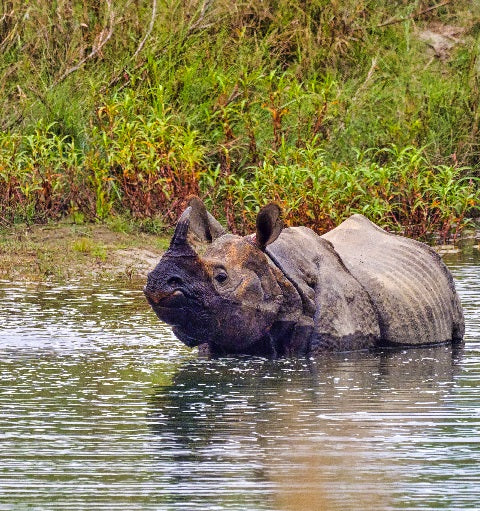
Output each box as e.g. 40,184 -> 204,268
0,0 -> 479,240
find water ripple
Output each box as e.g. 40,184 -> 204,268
0,251 -> 479,511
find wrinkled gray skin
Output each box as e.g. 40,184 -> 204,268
144,198 -> 464,357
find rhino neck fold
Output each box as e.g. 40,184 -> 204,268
265,246 -> 315,319
264,248 -> 315,355
265,227 -> 382,354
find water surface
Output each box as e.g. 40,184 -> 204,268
0,249 -> 479,510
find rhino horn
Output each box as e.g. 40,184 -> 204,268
255,203 -> 283,250
169,208 -> 191,248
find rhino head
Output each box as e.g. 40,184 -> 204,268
144,198 -> 287,353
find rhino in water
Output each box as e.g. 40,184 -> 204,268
144,198 -> 464,357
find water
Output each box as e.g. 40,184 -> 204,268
0,249 -> 479,511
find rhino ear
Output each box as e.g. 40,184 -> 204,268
255,203 -> 283,250
171,196 -> 225,248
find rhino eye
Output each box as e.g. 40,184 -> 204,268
214,269 -> 228,284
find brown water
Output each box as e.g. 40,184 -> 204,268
0,249 -> 479,510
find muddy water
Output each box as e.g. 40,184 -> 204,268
0,249 -> 479,510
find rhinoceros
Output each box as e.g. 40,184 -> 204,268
144,197 -> 464,357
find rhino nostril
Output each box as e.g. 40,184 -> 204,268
167,276 -> 183,288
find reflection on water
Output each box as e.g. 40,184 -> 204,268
149,346 -> 469,511
0,249 -> 479,511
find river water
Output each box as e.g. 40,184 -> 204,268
0,248 -> 479,511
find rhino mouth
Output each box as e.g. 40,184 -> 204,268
144,288 -> 189,310
145,291 -> 207,348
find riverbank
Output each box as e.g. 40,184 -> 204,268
0,221 -> 168,282
1,220 -> 479,283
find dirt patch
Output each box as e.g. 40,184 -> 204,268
417,23 -> 465,61
110,248 -> 162,279
0,222 -> 168,282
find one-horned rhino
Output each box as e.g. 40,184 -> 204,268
144,198 -> 464,357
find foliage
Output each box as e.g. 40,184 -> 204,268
201,143 -> 479,241
0,0 -> 479,240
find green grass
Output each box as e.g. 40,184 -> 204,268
0,0 -> 479,241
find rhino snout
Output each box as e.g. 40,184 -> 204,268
143,286 -> 167,305
143,287 -> 185,307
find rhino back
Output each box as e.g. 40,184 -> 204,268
322,214 -> 464,346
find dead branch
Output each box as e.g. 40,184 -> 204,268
132,0 -> 157,59
50,0 -> 115,88
377,0 -> 453,29
188,0 -> 213,34
352,57 -> 378,101
0,7 -> 18,53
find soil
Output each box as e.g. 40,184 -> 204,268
0,222 -> 168,283
417,23 -> 465,61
